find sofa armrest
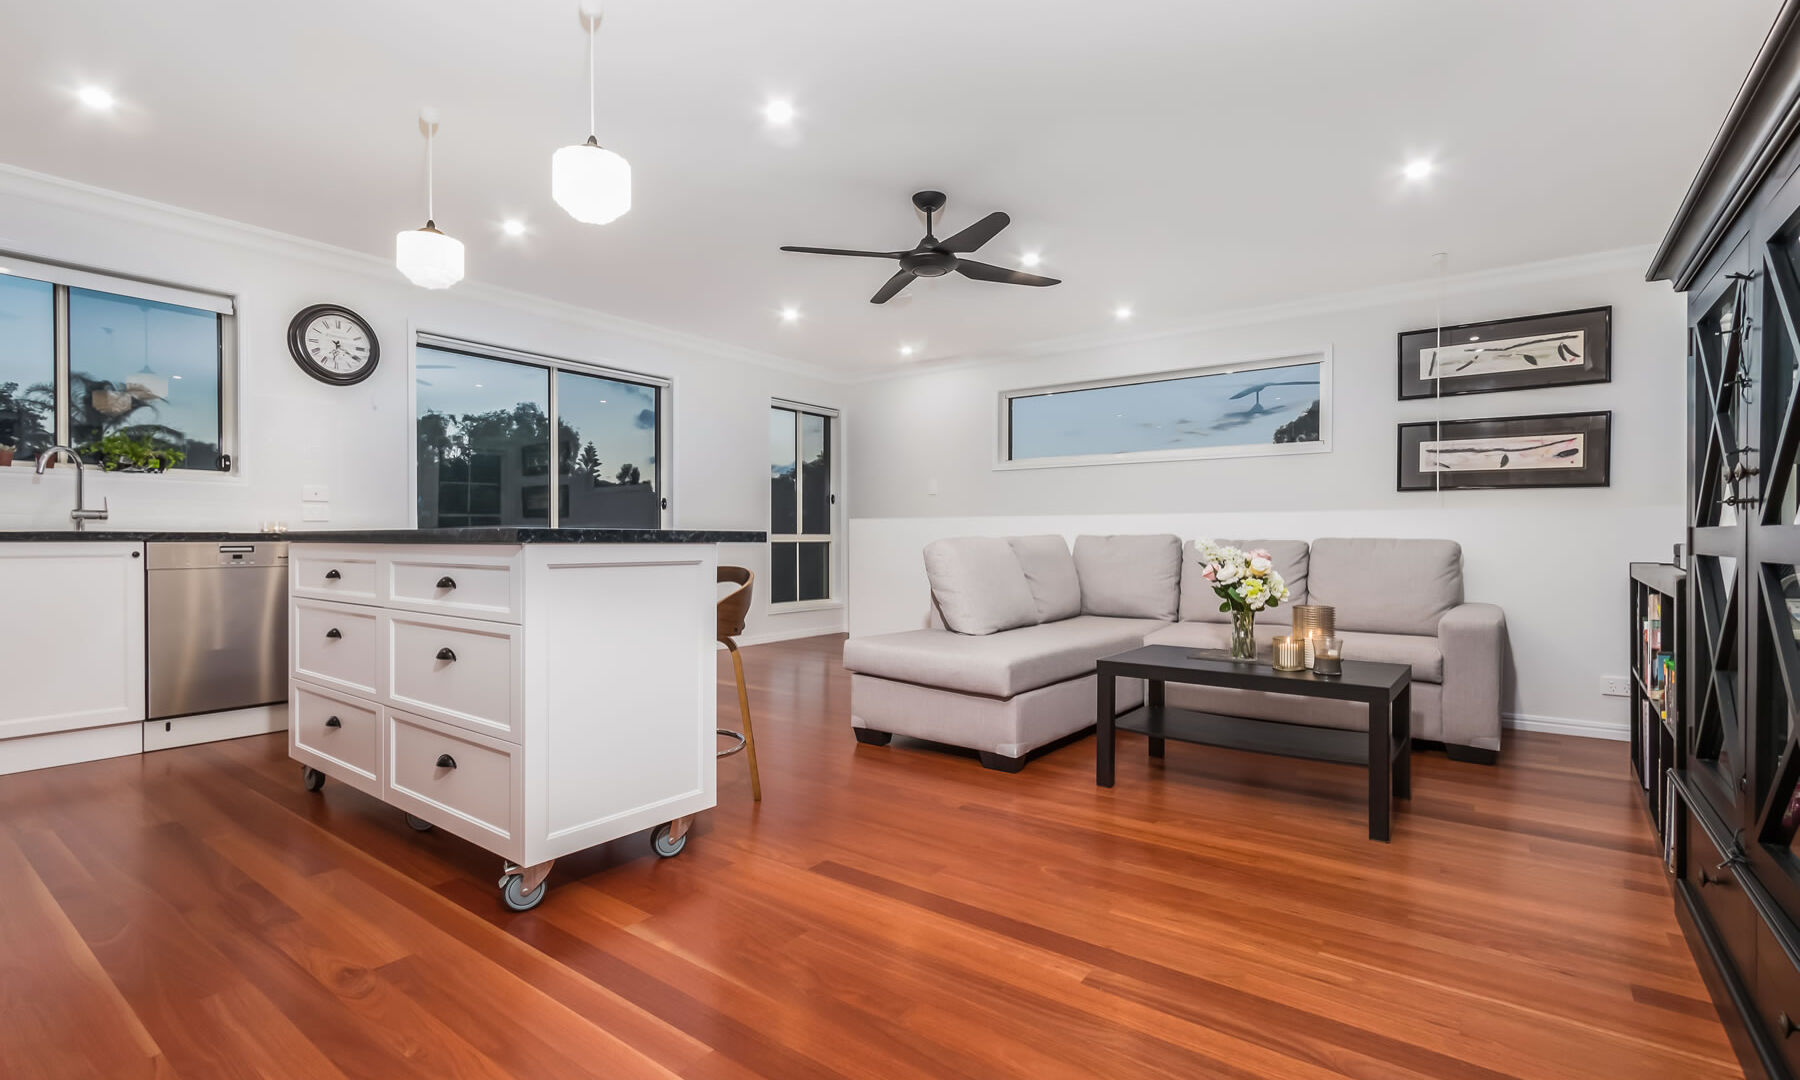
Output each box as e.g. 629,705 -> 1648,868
1436,602 -> 1507,752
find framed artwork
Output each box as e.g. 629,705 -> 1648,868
1397,306 -> 1611,399
1396,410 -> 1611,491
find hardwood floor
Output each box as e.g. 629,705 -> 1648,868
0,633 -> 1739,1079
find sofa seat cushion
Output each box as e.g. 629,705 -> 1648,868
842,615 -> 1167,698
1141,623 -> 1443,683
1180,539 -> 1309,624
1075,534 -> 1182,620
1308,538 -> 1462,636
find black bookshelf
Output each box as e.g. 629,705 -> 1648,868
1628,562 -> 1684,845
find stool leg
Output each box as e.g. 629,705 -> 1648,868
728,642 -> 762,802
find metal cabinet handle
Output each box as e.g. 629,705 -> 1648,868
324,716 -> 341,729
436,753 -> 457,770
436,647 -> 457,662
325,628 -> 342,639
436,575 -> 457,590
325,569 -> 341,580
1781,1013 -> 1798,1038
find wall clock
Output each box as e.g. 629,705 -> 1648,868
288,304 -> 380,385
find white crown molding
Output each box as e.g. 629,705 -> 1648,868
0,163 -> 850,385
854,244 -> 1661,385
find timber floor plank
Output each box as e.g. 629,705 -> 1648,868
0,633 -> 1741,1079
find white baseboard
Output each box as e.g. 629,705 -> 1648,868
143,704 -> 287,752
1504,712 -> 1628,741
0,722 -> 144,776
731,626 -> 847,648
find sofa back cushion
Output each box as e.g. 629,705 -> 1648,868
1307,538 -> 1463,635
923,537 -> 1040,636
1007,535 -> 1082,623
1074,534 -> 1182,621
1180,539 -> 1310,623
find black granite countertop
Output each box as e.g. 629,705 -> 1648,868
0,527 -> 767,544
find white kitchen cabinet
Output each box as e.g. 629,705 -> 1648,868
288,541 -> 719,911
0,542 -> 146,774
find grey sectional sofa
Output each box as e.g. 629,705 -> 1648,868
842,534 -> 1507,771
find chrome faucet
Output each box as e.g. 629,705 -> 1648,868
35,446 -> 109,531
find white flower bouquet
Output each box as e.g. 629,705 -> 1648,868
1196,540 -> 1290,660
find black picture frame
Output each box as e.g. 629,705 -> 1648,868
1396,410 -> 1611,491
1397,306 -> 1610,400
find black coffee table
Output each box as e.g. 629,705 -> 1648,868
1095,645 -> 1412,841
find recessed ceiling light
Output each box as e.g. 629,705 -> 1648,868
779,306 -> 800,323
1402,158 -> 1434,182
1020,251 -> 1042,268
763,98 -> 796,126
1113,305 -> 1133,321
501,218 -> 527,237
898,344 -> 915,357
77,86 -> 115,111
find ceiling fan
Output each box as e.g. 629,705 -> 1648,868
780,190 -> 1061,304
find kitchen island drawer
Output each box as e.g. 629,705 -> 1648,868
386,552 -> 520,623
292,550 -> 377,603
386,611 -> 520,741
290,683 -> 380,794
293,600 -> 380,695
385,709 -> 517,850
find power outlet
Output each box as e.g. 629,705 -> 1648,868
301,502 -> 330,522
1601,675 -> 1630,698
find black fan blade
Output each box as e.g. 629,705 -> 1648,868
940,211 -> 1010,253
953,260 -> 1061,287
870,269 -> 916,304
780,246 -> 904,259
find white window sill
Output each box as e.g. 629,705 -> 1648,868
768,599 -> 844,614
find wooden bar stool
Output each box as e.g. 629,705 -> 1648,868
717,566 -> 761,801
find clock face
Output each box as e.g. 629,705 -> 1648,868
288,305 -> 380,385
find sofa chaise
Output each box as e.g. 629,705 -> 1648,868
842,534 -> 1507,771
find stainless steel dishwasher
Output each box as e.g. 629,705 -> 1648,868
146,541 -> 289,720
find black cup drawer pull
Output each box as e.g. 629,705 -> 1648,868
1782,1013 -> 1798,1038
436,575 -> 457,590
324,716 -> 341,728
436,647 -> 457,662
324,569 -> 341,580
325,628 -> 342,639
1700,869 -> 1729,886
435,753 -> 457,770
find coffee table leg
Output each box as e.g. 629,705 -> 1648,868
1147,678 -> 1165,759
1393,684 -> 1412,800
1367,695 -> 1390,842
1096,671 -> 1116,788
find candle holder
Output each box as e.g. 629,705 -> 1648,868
1290,605 -> 1335,669
1313,636 -> 1344,677
1271,635 -> 1306,672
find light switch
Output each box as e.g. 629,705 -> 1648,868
301,502 -> 330,522
302,483 -> 329,502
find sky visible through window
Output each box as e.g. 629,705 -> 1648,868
1009,361 -> 1321,460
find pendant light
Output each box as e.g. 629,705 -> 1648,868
551,3 -> 631,225
396,108 -> 465,289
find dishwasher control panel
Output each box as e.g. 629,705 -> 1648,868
145,541 -> 290,570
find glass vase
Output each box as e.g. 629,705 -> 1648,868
1230,608 -> 1256,661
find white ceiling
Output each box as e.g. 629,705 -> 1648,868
0,0 -> 1781,373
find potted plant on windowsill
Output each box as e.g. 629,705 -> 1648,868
0,444 -> 14,468
79,433 -> 185,474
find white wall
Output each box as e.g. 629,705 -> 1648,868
0,167 -> 847,643
847,249 -> 1687,738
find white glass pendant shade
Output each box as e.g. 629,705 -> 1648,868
552,137 -> 631,224
395,221 -> 465,289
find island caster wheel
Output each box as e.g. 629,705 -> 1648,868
499,873 -> 547,912
652,822 -> 688,858
405,813 -> 434,832
302,766 -> 326,792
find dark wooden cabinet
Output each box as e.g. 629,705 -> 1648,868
1652,6 -> 1800,1077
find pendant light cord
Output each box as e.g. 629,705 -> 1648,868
587,15 -> 597,140
426,120 -> 435,223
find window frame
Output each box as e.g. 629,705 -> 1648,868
410,331 -> 673,529
768,398 -> 839,611
994,347 -> 1333,471
0,252 -> 237,474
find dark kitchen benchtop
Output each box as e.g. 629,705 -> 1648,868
0,527 -> 768,544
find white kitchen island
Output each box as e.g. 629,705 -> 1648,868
285,527 -> 763,910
